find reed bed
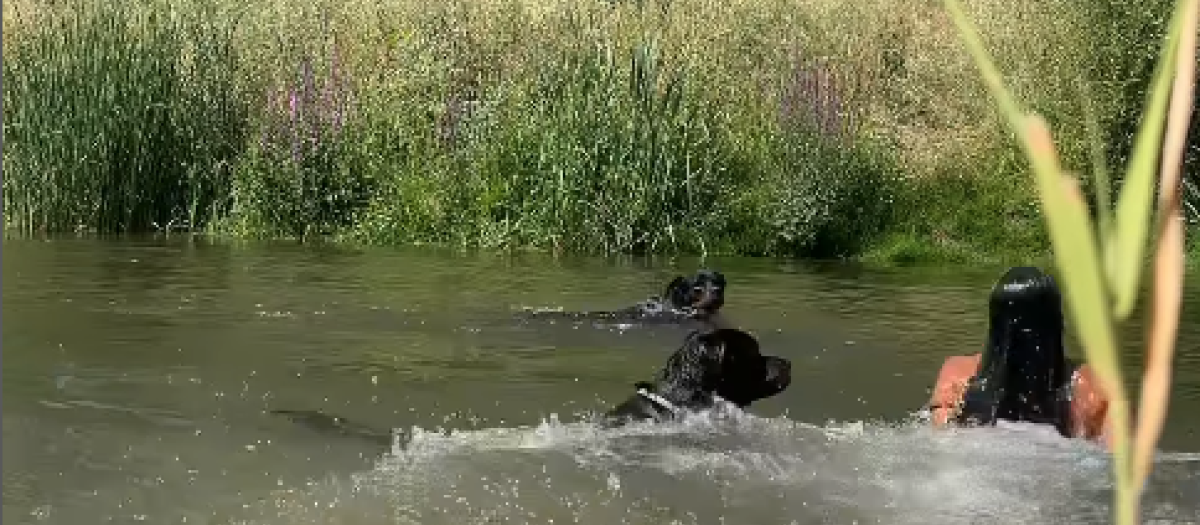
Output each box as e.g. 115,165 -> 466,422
1,0 -> 1183,260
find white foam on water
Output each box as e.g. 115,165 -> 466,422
224,406 -> 1200,525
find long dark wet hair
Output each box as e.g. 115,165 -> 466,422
955,266 -> 1076,436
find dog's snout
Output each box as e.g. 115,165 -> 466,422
765,356 -> 792,389
692,281 -> 724,306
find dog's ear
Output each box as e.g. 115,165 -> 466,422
662,275 -> 691,306
655,329 -> 727,394
697,269 -> 727,289
698,328 -> 761,358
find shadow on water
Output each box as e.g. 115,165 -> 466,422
3,235 -> 1200,524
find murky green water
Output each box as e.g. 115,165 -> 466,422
3,236 -> 1199,525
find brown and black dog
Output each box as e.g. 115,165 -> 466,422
522,269 -> 732,331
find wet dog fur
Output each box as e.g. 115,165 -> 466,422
601,328 -> 791,426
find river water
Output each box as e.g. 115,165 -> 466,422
3,235 -> 1199,525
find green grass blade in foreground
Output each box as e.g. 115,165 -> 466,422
1109,0 -> 1190,320
1021,115 -> 1136,525
1134,0 -> 1198,492
1077,77 -> 1114,256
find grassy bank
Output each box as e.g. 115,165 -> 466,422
1,0 -> 1185,262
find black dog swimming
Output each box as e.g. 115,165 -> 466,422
521,269 -> 731,330
601,327 -> 791,426
270,328 -> 790,447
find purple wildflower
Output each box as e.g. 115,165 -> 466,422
259,44 -> 353,165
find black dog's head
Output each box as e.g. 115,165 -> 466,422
699,328 -> 790,407
605,328 -> 791,424
662,269 -> 727,316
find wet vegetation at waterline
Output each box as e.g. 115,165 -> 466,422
1,0 -> 1192,261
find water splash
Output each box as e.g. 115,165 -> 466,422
224,408 -> 1200,525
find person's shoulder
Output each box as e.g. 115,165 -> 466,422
1071,364 -> 1111,407
938,353 -> 983,378
1068,363 -> 1112,441
928,353 -> 981,425
931,354 -> 981,400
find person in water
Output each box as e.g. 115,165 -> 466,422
927,266 -> 1113,448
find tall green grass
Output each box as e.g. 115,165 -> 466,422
2,0 -> 1188,261
2,0 -> 248,233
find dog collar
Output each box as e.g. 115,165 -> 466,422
636,388 -> 681,416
